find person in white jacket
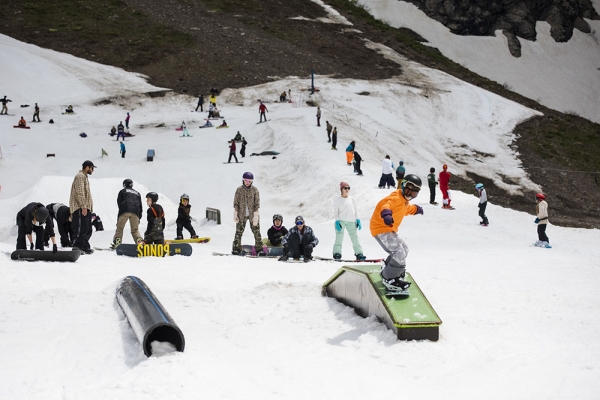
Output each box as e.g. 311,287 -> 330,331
332,181 -> 366,260
534,193 -> 550,247
378,155 -> 396,189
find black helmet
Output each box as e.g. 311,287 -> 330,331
273,214 -> 283,222
401,174 -> 422,200
146,192 -> 159,203
123,179 -> 133,188
34,206 -> 49,223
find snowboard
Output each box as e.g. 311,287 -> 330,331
180,135 -> 193,138
116,243 -> 192,257
257,119 -> 271,124
164,237 -> 211,244
215,126 -> 229,129
212,251 -> 279,258
62,112 -> 76,115
385,288 -> 411,296
13,126 -> 30,129
199,125 -> 214,129
11,249 -> 81,262
241,244 -> 286,257
223,161 -> 243,164
175,127 -> 183,131
207,117 -> 225,120
313,256 -> 383,263
532,242 -> 552,249
0,114 -> 16,116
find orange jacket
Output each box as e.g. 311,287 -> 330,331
370,190 -> 418,236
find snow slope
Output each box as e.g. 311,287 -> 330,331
1,26 -> 600,400
358,0 -> 600,123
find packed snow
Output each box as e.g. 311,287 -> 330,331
1,24 -> 600,400
357,0 -> 600,123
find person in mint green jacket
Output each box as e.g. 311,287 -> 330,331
333,181 -> 366,260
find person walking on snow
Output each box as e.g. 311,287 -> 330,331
353,151 -> 363,175
144,192 -> 165,245
125,112 -> 130,129
116,122 -> 125,141
258,101 -> 268,122
316,106 -> 321,127
427,167 -> 438,204
370,174 -> 424,293
196,94 -> 204,112
534,193 -> 550,247
326,121 -> 333,142
346,140 -> 355,166
111,179 -> 144,249
1,95 -> 12,115
439,164 -> 452,209
228,140 -> 239,163
475,183 -> 489,226
379,155 -> 396,189
333,182 -> 366,260
32,103 -> 41,122
70,160 -> 95,254
240,137 -> 247,158
120,141 -> 126,158
278,216 -> 319,262
176,194 -> 199,240
232,172 -> 265,256
331,127 -> 338,150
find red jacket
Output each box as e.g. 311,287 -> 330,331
259,103 -> 268,113
439,171 -> 451,189
229,141 -> 236,152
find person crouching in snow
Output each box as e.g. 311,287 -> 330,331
370,174 -> 424,292
475,183 -> 489,226
176,194 -> 198,240
265,214 -> 288,247
278,216 -> 319,262
16,203 -> 58,253
333,182 -> 366,260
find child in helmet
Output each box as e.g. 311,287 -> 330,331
475,183 -> 489,226
176,194 -> 198,240
534,193 -> 550,247
265,214 -> 288,247
144,192 -> 165,245
370,174 -> 424,293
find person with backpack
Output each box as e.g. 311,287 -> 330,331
396,161 -> 406,182
143,192 -> 165,245
111,179 -> 144,249
475,183 -> 489,226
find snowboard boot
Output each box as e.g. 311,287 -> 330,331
111,237 -> 122,249
278,254 -> 289,262
175,236 -> 183,240
333,253 -> 342,260
136,238 -> 145,245
191,235 -> 199,239
381,274 -> 411,292
232,248 -> 241,256
355,254 -> 367,261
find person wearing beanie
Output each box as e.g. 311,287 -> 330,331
278,216 -> 319,262
232,172 -> 265,255
332,182 -> 366,260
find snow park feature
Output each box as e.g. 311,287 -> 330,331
116,276 -> 185,357
322,265 -> 442,341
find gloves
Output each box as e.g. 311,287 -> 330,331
380,209 -> 394,226
415,205 -> 424,215
356,219 -> 362,230
52,244 -> 58,254
233,210 -> 239,224
30,243 -> 34,250
534,218 -> 539,224
335,220 -> 342,231
252,211 -> 259,226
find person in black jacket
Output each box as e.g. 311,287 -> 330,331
16,202 -> 58,253
144,192 -> 165,244
278,216 -> 319,262
265,214 -> 288,247
44,203 -> 73,247
111,179 -> 144,248
195,94 -> 204,112
175,194 -> 198,240
353,151 -> 363,176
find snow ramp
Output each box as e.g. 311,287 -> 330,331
322,265 -> 442,341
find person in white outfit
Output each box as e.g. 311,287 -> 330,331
332,181 -> 366,260
378,155 -> 396,188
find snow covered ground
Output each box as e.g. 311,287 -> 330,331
1,29 -> 600,400
357,0 -> 600,123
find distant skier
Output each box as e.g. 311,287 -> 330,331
265,214 -> 288,247
144,192 -> 165,245
16,203 -> 57,253
181,121 -> 191,137
326,121 -> 333,143
120,141 -> 126,158
208,103 -> 215,118
227,140 -> 239,163
258,101 -> 268,122
70,160 -> 96,254
280,91 -> 287,102
370,174 -> 424,293
396,161 -> 405,182
176,194 -> 198,240
333,182 -> 366,260
125,112 -> 130,129
110,126 -> 116,136
44,203 -> 73,248
111,179 -> 144,249
64,105 -> 74,114
331,127 -> 338,150
439,164 -> 452,209
427,167 -> 438,205
232,172 -> 265,255
353,151 -> 363,175
534,193 -> 550,247
234,131 -> 242,141
278,216 -> 319,262
32,103 -> 41,122
240,137 -> 247,158
1,95 -> 12,114
116,122 -> 125,141
346,140 -> 355,166
475,183 -> 489,226
197,94 -> 206,111
316,106 -> 321,127
378,155 -> 396,189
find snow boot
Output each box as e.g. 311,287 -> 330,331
110,237 -> 122,249
355,254 -> 367,261
175,236 -> 183,240
381,274 -> 411,292
333,253 -> 342,260
191,235 -> 199,239
278,254 -> 289,262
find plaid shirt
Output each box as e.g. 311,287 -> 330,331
69,170 -> 93,212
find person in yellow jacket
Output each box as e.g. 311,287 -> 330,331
370,174 -> 424,292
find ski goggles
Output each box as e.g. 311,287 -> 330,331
296,221 -> 304,226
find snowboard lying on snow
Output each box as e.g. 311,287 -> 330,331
116,243 -> 192,257
11,249 -> 81,262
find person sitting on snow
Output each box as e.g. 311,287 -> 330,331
219,120 -> 227,127
202,120 -> 213,128
213,106 -> 221,118
18,116 -> 27,127
278,216 -> 319,262
64,105 -> 74,114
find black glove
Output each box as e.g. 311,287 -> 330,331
380,209 -> 394,226
30,243 -> 34,250
52,244 -> 58,254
